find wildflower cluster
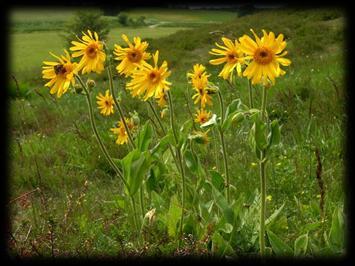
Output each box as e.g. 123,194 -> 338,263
41,28 -> 292,256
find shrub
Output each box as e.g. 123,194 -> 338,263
117,13 -> 128,26
63,10 -> 110,47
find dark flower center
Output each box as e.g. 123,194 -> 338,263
254,47 -> 273,65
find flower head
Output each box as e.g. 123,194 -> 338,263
191,78 -> 213,108
110,118 -> 136,145
70,30 -> 106,74
42,50 -> 78,98
209,37 -> 245,81
114,34 -> 151,77
238,29 -> 291,85
194,109 -> 211,124
96,90 -> 114,116
188,64 -> 213,108
156,88 -> 168,108
126,51 -> 171,101
189,130 -> 210,145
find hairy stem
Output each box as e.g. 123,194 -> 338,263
107,64 -> 136,149
248,79 -> 254,109
167,91 -> 186,248
75,75 -> 128,189
217,90 -> 230,203
259,86 -> 268,256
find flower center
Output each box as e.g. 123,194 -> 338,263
54,64 -> 67,76
254,47 -> 273,65
149,71 -> 160,83
86,44 -> 98,58
227,53 -> 237,63
105,100 -> 110,107
128,50 -> 142,63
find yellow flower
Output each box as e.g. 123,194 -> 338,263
188,64 -> 213,108
191,78 -> 213,108
126,51 -> 171,101
42,50 -> 78,98
209,37 -> 244,81
110,118 -> 136,145
187,64 -> 211,88
156,88 -> 168,108
114,34 -> 151,77
96,90 -> 114,116
70,30 -> 106,74
194,109 -> 211,124
238,29 -> 291,85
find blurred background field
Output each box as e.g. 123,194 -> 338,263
8,6 -> 346,257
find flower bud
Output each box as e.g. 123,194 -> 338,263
131,113 -> 140,126
74,84 -> 83,94
86,79 -> 96,89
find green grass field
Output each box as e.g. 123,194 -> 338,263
8,7 -> 346,257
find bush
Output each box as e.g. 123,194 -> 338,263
117,13 -> 128,26
63,10 -> 110,47
117,14 -> 146,27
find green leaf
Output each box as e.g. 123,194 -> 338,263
166,195 -> 182,237
201,113 -> 217,129
210,170 -> 224,192
122,149 -> 151,196
294,233 -> 308,256
224,99 -> 242,120
222,111 -> 244,131
212,186 -> 234,224
180,119 -> 193,134
136,122 -> 153,151
218,223 -> 233,234
267,230 -> 293,256
254,118 -> 268,151
328,206 -> 344,250
266,203 -> 285,228
184,149 -> 198,173
267,119 -> 281,149
248,123 -> 262,159
301,222 -> 321,233
151,132 -> 173,155
121,149 -> 138,194
211,231 -> 234,256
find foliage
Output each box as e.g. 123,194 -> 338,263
62,10 -> 110,46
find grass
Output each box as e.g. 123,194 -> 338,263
120,8 -> 238,26
8,7 -> 346,257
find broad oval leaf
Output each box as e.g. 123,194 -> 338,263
267,229 -> 293,256
294,233 -> 308,256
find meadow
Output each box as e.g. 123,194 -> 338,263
8,7 -> 346,258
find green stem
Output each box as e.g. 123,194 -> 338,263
148,100 -> 166,135
259,86 -> 268,256
107,61 -> 136,150
261,86 -> 268,121
167,91 -> 186,249
147,100 -> 180,169
217,90 -> 225,122
248,79 -> 254,109
217,90 -> 230,203
259,150 -> 266,256
139,187 -> 145,219
75,75 -> 128,189
130,195 -> 141,244
219,129 -> 230,203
